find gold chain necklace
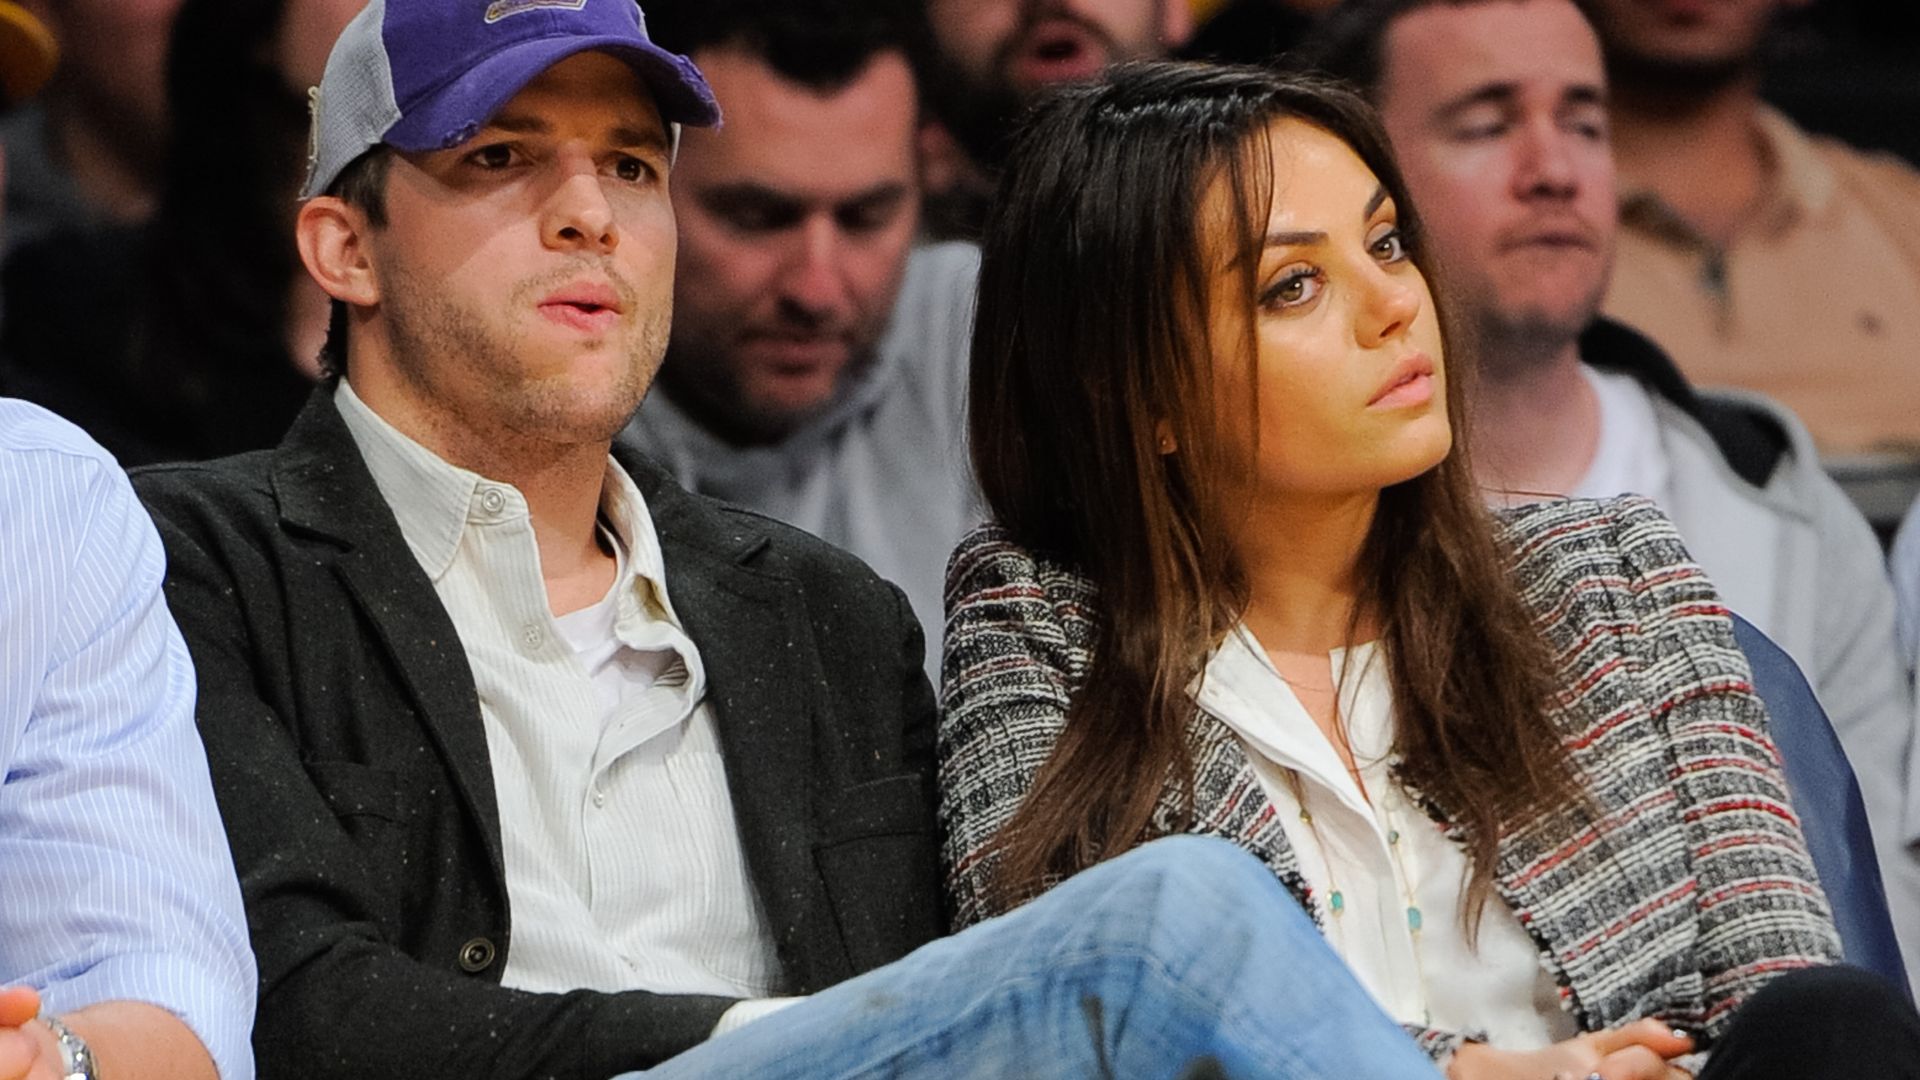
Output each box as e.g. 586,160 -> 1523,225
1283,746 -> 1434,1027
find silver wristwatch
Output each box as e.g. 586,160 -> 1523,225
41,1014 -> 96,1080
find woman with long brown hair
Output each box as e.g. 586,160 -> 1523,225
941,61 -> 1919,1079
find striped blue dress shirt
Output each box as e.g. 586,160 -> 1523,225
0,399 -> 256,1078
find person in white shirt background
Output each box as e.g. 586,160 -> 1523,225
1306,0 -> 1920,985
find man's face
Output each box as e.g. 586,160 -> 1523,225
925,0 -> 1188,165
362,51 -> 677,449
928,0 -> 1180,96
662,47 -> 920,442
1581,0 -> 1787,77
1375,0 -> 1616,359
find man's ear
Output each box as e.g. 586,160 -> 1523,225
296,196 -> 380,307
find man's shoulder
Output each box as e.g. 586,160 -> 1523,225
639,466 -> 908,604
881,241 -> 981,379
0,397 -> 116,469
0,400 -> 134,565
1780,116 -> 1920,251
1808,128 -> 1920,210
130,449 -> 281,523
901,240 -> 981,291
1658,386 -> 1836,513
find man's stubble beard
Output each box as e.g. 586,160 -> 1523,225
654,328 -> 881,447
1604,49 -> 1757,101
925,0 -> 1165,172
1467,275 -> 1608,385
382,261 -> 667,452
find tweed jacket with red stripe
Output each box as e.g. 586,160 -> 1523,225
938,495 -> 1842,1068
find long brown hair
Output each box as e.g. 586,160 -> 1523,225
967,62 -> 1580,925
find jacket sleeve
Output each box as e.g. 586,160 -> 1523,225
143,493 -> 733,1080
938,528 -> 1083,931
1610,497 -> 1844,1070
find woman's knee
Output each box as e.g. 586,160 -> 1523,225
1083,836 -> 1304,931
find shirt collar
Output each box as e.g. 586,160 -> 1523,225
1618,105 -> 1834,246
1753,104 -> 1835,225
333,382 -> 688,641
334,379 -> 481,579
1195,627 -> 1387,820
596,451 -> 693,641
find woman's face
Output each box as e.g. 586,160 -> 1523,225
1206,118 -> 1451,503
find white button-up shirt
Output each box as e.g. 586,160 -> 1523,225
1197,628 -> 1578,1048
335,381 -> 781,1000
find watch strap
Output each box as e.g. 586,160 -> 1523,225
41,1014 -> 96,1080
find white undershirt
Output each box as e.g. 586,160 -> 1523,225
334,380 -> 784,1005
1571,364 -> 1672,507
1195,628 -> 1578,1048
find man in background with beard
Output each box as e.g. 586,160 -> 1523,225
1309,0 -> 1920,988
623,0 -> 979,663
920,0 -> 1192,237
1582,0 -> 1920,464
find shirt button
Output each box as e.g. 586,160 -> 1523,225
457,936 -> 497,973
521,624 -> 546,650
479,487 -> 507,515
591,787 -> 607,808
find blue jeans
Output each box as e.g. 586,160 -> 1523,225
621,836 -> 1440,1079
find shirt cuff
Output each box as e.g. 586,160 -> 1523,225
710,996 -> 806,1039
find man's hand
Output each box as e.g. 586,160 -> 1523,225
0,986 -> 62,1080
1448,1018 -> 1695,1080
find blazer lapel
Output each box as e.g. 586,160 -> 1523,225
636,458 -> 849,989
271,389 -> 505,884
1168,714 -> 1319,922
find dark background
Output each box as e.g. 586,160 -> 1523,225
1769,0 -> 1920,166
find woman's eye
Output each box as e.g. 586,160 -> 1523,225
1263,268 -> 1323,310
613,156 -> 651,182
1371,229 -> 1408,263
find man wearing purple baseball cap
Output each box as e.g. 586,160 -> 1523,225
132,2 -> 1453,1078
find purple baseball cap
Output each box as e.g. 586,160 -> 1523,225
300,0 -> 720,199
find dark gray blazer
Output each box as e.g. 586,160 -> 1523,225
133,390 -> 941,1080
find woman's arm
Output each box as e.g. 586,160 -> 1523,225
1609,497 -> 1844,1071
938,528 -> 1086,930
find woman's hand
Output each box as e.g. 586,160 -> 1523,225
1447,1019 -> 1695,1080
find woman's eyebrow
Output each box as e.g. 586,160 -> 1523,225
1264,187 -> 1392,248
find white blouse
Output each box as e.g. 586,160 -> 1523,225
1195,628 -> 1578,1049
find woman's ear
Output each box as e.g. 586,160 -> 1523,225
1155,419 -> 1179,455
295,196 -> 379,308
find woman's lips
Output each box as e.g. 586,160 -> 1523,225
1369,353 -> 1437,408
1369,372 -> 1434,410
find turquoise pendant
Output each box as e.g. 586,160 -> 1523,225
1406,906 -> 1423,932
1329,891 -> 1345,916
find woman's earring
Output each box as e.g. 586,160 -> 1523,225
1155,429 -> 1178,455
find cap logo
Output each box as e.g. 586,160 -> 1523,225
484,0 -> 587,22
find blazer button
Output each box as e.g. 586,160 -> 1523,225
458,937 -> 497,973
